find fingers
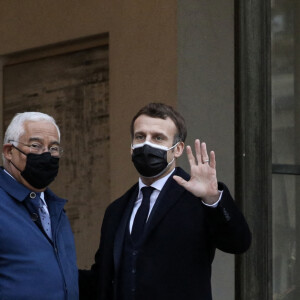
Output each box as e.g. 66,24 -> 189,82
209,150 -> 216,169
195,139 -> 202,165
194,139 -> 209,165
186,145 -> 196,166
200,141 -> 209,164
186,139 -> 216,168
173,175 -> 188,187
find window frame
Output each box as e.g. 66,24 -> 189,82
235,0 -> 272,299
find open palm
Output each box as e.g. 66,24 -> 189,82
173,139 -> 220,205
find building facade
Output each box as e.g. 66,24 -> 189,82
0,1 -> 299,299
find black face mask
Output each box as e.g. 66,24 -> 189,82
131,141 -> 178,178
11,146 -> 60,189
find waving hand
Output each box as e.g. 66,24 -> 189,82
173,139 -> 220,205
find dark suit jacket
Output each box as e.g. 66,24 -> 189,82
79,167 -> 251,300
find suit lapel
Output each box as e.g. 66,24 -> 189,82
142,168 -> 189,242
113,168 -> 190,269
113,185 -> 138,273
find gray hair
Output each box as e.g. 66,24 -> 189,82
3,112 -> 60,145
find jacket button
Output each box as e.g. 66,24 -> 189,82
31,213 -> 39,221
30,192 -> 36,198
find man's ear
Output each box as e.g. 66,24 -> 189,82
174,142 -> 184,158
130,143 -> 133,155
3,144 -> 13,161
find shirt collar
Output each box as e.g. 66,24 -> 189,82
40,192 -> 46,205
4,169 -> 15,180
4,168 -> 46,205
138,168 -> 176,192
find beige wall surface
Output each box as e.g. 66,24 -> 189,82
109,1 -> 177,198
0,0 -> 177,199
0,0 -> 111,55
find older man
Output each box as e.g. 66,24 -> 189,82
0,112 -> 78,300
79,103 -> 251,300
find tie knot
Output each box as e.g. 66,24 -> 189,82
141,186 -> 154,199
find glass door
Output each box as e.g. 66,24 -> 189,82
271,0 -> 300,299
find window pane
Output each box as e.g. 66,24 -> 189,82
272,174 -> 300,299
272,0 -> 300,299
271,0 -> 299,165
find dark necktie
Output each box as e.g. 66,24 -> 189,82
131,186 -> 154,243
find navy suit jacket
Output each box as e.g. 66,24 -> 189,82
79,167 -> 251,300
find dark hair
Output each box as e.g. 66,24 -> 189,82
130,103 -> 187,143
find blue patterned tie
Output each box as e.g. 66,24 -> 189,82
38,195 -> 52,240
131,186 -> 154,243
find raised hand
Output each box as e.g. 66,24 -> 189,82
173,139 -> 220,205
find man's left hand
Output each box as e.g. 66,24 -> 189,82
173,139 -> 220,205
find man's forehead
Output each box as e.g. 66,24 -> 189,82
133,117 -> 177,140
22,120 -> 59,140
24,120 -> 56,130
134,115 -> 176,131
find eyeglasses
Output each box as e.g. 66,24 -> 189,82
9,140 -> 63,157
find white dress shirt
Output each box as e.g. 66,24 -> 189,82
129,169 -> 175,233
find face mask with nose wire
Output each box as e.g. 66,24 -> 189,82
131,141 -> 179,178
10,145 -> 60,189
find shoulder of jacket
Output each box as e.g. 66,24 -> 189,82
107,182 -> 139,210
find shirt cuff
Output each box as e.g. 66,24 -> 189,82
201,190 -> 223,208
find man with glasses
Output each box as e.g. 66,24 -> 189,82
0,112 -> 78,300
